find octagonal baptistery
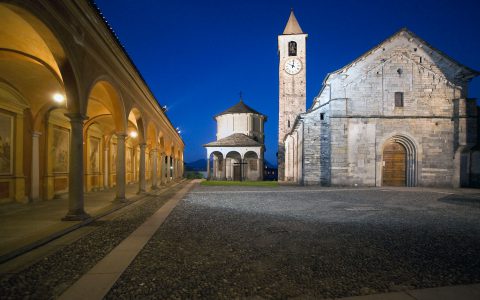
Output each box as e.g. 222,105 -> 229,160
204,99 -> 267,181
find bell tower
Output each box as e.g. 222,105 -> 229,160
278,9 -> 307,181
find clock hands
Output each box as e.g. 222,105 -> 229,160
285,59 -> 301,74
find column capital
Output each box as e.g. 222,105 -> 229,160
64,112 -> 88,122
150,148 -> 158,153
32,131 -> 42,137
116,132 -> 128,140
139,143 -> 147,149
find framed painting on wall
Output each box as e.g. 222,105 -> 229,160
0,112 -> 13,175
111,142 -> 117,173
52,126 -> 69,173
126,147 -> 132,173
136,147 -> 140,169
89,137 -> 100,173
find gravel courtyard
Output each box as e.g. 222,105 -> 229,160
107,185 -> 480,299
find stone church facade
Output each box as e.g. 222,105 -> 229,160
280,13 -> 479,187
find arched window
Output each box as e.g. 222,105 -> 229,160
288,41 -> 297,56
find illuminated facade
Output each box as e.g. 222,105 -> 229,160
204,99 -> 266,181
281,15 -> 479,187
0,0 -> 184,219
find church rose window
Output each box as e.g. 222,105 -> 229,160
395,92 -> 404,107
288,41 -> 297,56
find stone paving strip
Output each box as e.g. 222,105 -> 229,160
339,283 -> 480,300
190,187 -> 480,197
58,179 -> 198,300
0,180 -> 191,299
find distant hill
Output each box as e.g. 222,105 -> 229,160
264,159 -> 276,168
185,159 -> 207,172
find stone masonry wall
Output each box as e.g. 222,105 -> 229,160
278,33 -> 307,180
297,31 -> 476,187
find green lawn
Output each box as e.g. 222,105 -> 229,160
200,180 -> 278,187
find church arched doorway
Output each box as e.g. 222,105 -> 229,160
382,135 -> 417,187
382,142 -> 406,186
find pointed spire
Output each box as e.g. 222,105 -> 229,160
283,9 -> 303,35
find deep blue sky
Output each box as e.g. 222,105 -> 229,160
95,0 -> 480,165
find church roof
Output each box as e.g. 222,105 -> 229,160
215,100 -> 265,118
203,133 -> 262,147
282,10 -> 303,35
324,28 -> 479,84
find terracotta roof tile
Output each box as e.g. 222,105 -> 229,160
215,100 -> 265,117
204,133 -> 262,147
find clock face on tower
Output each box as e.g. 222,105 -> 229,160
284,58 -> 302,75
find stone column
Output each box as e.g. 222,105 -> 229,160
225,158 -> 230,180
213,157 -> 217,180
167,156 -> 171,182
179,160 -> 183,178
221,158 -> 226,180
30,131 -> 41,202
206,156 -> 210,180
103,145 -> 109,189
159,153 -> 165,185
63,113 -> 90,220
175,159 -> 179,179
138,143 -> 146,193
133,148 -> 137,182
176,159 -> 179,179
258,156 -> 264,181
114,133 -> 127,202
241,158 -> 245,181
151,149 -> 158,189
165,155 -> 169,182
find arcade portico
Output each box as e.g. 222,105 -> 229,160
0,0 -> 184,220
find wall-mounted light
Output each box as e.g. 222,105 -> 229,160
129,131 -> 138,138
53,93 -> 65,104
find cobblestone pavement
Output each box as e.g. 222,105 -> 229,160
107,186 -> 480,299
0,182 -> 186,300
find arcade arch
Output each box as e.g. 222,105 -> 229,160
0,2 -> 184,221
0,3 -> 68,204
